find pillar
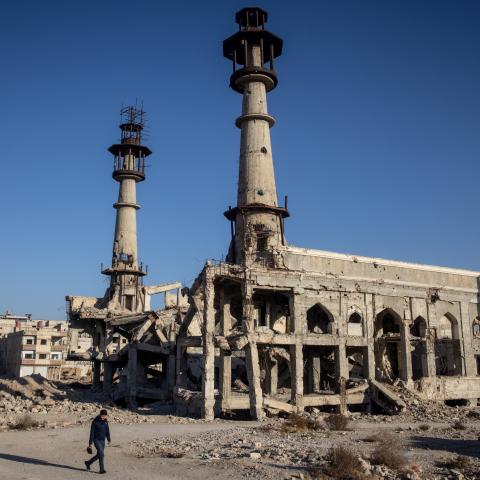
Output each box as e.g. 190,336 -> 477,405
127,344 -> 138,408
365,293 -> 376,379
219,290 -> 232,410
335,341 -> 349,380
312,355 -> 321,392
460,302 -> 475,376
201,271 -> 216,421
426,301 -> 438,376
102,362 -> 113,394
245,341 -> 264,419
265,357 -> 278,395
243,283 -> 264,419
93,360 -> 101,389
399,322 -> 413,384
167,354 -> 176,393
290,293 -> 304,412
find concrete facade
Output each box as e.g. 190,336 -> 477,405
175,8 -> 480,420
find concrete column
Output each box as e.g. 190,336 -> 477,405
219,291 -> 232,410
290,342 -> 304,412
399,322 -> 413,384
127,344 -> 138,408
245,340 -> 264,419
460,302 -> 475,376
334,342 -> 348,414
175,344 -> 186,388
243,282 -> 264,419
201,272 -> 216,421
167,354 -> 176,394
102,362 -> 114,394
336,341 -> 349,380
426,301 -> 438,376
305,351 -> 320,393
290,293 -> 304,411
92,361 -> 101,389
364,293 -> 376,379
312,355 -> 321,392
265,358 -> 278,395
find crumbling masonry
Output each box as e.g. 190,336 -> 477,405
68,8 -> 480,418
66,106 -> 185,407
176,8 -> 480,420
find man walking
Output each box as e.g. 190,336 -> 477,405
85,408 -> 111,474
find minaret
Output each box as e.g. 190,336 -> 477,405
223,7 -> 289,266
102,106 -> 151,312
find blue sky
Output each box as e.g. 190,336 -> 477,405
1,1 -> 479,319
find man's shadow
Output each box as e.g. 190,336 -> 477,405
0,453 -> 86,472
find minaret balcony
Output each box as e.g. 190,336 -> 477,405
101,261 -> 147,277
112,168 -> 145,182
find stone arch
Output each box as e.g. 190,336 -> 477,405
347,311 -> 363,336
437,313 -> 459,340
306,304 -> 334,334
374,308 -> 401,337
435,313 -> 462,376
374,308 -> 402,382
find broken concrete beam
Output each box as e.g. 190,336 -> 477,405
227,334 -> 248,350
108,314 -> 148,326
263,397 -> 294,413
370,379 -> 407,413
214,335 -> 231,351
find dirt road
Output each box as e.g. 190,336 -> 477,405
0,421 -> 255,480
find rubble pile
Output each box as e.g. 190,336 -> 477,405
388,382 -> 480,424
0,375 -> 184,431
130,416 -> 480,480
131,425 -> 326,466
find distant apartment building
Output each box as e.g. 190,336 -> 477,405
0,313 -> 93,380
1,319 -> 68,378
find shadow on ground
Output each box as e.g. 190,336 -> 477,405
410,436 -> 480,459
0,452 -> 86,472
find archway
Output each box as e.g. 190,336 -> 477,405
307,304 -> 333,334
435,313 -> 462,376
374,309 -> 402,382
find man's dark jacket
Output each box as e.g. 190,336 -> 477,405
89,416 -> 111,444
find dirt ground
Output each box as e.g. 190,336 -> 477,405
0,414 -> 479,480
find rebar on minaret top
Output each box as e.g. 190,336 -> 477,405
223,8 -> 289,266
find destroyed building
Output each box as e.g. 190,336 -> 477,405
68,8 -> 480,419
175,8 -> 480,420
66,106 -> 185,405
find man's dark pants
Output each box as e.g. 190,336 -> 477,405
86,439 -> 105,472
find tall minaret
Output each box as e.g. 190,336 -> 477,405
223,8 -> 289,266
102,106 -> 152,312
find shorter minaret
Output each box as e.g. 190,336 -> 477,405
102,106 -> 152,311
223,8 -> 289,266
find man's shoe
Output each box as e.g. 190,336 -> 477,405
99,471 -> 106,474
84,461 -> 90,471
